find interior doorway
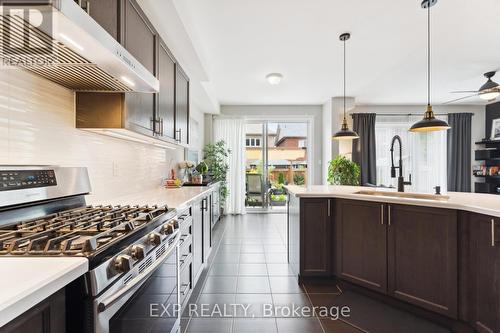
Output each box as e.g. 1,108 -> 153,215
245,120 -> 310,211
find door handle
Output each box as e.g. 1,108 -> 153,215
380,205 -> 384,225
492,219 -> 496,247
388,205 -> 391,227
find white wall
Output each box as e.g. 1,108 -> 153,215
0,69 -> 187,203
219,105 -> 323,185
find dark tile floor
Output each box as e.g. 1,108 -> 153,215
181,213 -> 450,333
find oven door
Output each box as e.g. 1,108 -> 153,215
94,241 -> 180,333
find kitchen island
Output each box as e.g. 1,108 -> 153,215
285,185 -> 500,332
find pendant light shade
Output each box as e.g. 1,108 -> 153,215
409,0 -> 450,133
333,33 -> 359,141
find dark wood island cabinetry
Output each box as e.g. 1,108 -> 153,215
287,188 -> 500,332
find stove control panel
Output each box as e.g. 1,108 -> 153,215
0,169 -> 57,191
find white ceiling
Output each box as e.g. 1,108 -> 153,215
170,0 -> 500,106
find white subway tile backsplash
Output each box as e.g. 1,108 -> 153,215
0,69 -> 184,202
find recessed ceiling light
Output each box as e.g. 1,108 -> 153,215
266,73 -> 283,85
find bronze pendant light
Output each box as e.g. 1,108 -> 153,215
409,0 -> 450,132
333,33 -> 359,140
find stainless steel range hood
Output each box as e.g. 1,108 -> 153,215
0,0 -> 159,92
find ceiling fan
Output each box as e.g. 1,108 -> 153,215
444,71 -> 500,104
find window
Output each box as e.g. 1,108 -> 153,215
246,137 -> 261,147
375,115 -> 447,193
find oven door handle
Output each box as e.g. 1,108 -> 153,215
97,233 -> 180,313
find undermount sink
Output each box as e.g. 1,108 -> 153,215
355,190 -> 450,201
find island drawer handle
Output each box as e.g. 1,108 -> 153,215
492,219 -> 496,247
380,205 -> 384,225
388,205 -> 391,227
327,200 -> 331,217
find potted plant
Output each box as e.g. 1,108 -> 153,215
203,140 -> 231,209
327,156 -> 360,185
192,161 -> 208,184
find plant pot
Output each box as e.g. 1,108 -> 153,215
192,174 -> 203,184
270,200 -> 286,206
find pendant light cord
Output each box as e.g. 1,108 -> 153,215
343,37 -> 346,120
427,3 -> 431,106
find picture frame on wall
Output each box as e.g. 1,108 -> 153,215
491,118 -> 500,141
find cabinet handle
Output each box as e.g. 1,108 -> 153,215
176,129 -> 182,142
388,205 -> 391,227
380,205 -> 384,225
159,118 -> 164,136
492,219 -> 496,247
180,283 -> 190,296
327,199 -> 331,217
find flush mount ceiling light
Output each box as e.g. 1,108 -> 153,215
409,0 -> 450,132
332,33 -> 359,141
266,73 -> 283,85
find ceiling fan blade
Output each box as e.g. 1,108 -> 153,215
442,94 -> 478,105
450,90 -> 479,94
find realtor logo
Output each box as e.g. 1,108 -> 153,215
0,1 -> 54,66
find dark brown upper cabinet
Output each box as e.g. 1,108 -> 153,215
387,204 -> 458,318
335,199 -> 387,293
121,0 -> 157,74
175,65 -> 190,145
466,213 -> 500,332
300,198 -> 333,277
156,39 -> 176,140
75,0 -> 191,146
85,0 -> 120,40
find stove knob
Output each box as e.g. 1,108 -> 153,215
148,232 -> 162,246
172,219 -> 179,229
130,244 -> 146,261
114,254 -> 132,273
162,223 -> 174,235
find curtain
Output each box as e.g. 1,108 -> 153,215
213,118 -> 246,214
352,113 -> 377,185
375,115 -> 448,193
447,113 -> 473,192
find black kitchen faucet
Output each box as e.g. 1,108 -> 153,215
390,135 -> 412,192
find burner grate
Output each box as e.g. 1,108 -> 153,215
0,205 -> 172,256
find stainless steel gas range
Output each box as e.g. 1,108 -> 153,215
0,166 -> 181,333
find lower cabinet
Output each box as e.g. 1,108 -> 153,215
467,213 -> 500,332
387,204 -> 458,318
335,200 -> 387,293
0,289 -> 65,333
334,199 -> 458,319
202,195 -> 212,263
192,200 -> 203,284
299,198 -> 333,277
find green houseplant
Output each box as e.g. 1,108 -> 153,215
327,156 -> 360,186
203,140 -> 231,206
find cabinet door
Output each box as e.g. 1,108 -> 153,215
175,65 -> 189,145
0,289 -> 65,333
202,196 -> 212,262
85,0 -> 119,40
469,214 -> 500,332
300,198 -> 333,277
335,199 -> 387,293
387,204 -> 458,318
192,200 -> 203,284
157,40 -> 176,139
121,0 -> 156,74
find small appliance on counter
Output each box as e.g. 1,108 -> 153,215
0,166 -> 182,333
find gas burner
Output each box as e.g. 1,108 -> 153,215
0,205 -> 174,257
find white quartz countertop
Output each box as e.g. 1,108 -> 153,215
87,184 -> 218,210
0,257 -> 88,327
285,185 -> 500,218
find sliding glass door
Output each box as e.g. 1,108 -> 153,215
245,121 -> 309,210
